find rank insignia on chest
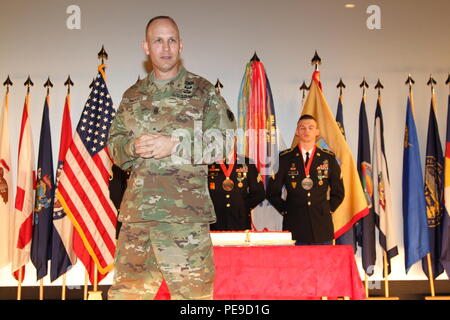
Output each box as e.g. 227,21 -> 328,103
236,165 -> 248,173
209,182 -> 215,190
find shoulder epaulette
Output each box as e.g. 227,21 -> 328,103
279,148 -> 294,157
319,148 -> 335,156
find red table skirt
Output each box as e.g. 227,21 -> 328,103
155,245 -> 366,300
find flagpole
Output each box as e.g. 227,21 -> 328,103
375,80 -> 393,300
363,80 -> 399,300
17,267 -> 23,300
421,75 -> 450,300
359,77 -> 373,297
88,263 -> 103,300
364,273 -> 369,297
383,251 -> 390,297
2,76 -> 14,294
39,279 -> 44,300
83,269 -> 88,300
16,77 -> 33,301
61,273 -> 67,300
405,74 -> 415,115
426,253 -> 436,297
311,50 -> 321,71
35,78 -> 54,301
3,75 -> 13,94
300,81 -> 309,107
60,76 -> 74,301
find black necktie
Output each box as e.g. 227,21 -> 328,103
305,152 -> 310,166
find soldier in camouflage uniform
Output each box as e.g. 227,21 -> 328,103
107,16 -> 236,300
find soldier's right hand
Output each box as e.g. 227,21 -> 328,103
134,133 -> 161,158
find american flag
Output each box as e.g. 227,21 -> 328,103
55,65 -> 117,283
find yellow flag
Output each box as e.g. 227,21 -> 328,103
293,72 -> 369,237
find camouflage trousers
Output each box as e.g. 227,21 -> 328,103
107,220 -> 215,300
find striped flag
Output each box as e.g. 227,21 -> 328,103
0,91 -> 13,268
355,96 -> 376,275
294,71 -> 369,238
11,93 -> 36,280
51,93 -> 77,281
441,92 -> 450,276
422,91 -> 445,279
237,60 -> 279,182
402,93 -> 430,273
237,58 -> 283,231
55,65 -> 117,284
30,94 -> 54,280
373,97 -> 398,274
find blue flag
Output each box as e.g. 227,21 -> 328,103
441,93 -> 450,277
403,95 -> 430,273
422,94 -> 445,279
335,95 -> 346,139
31,95 -> 55,280
355,97 -> 376,275
335,95 -> 357,252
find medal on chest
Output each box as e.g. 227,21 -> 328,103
300,145 -> 317,191
222,178 -> 234,191
219,155 -> 236,191
236,165 -> 247,188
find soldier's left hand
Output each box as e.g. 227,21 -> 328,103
146,134 -> 180,159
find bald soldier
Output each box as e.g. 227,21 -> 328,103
107,16 -> 236,300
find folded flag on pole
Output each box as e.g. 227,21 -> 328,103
422,90 -> 445,279
51,92 -> 77,282
441,89 -> 450,277
12,91 -> 36,281
355,95 -> 376,275
294,71 -> 369,238
335,94 -> 346,139
56,65 -> 117,284
373,96 -> 398,274
237,56 -> 280,183
402,93 -> 430,273
237,55 -> 283,231
0,90 -> 13,268
31,93 -> 55,280
335,92 -> 357,251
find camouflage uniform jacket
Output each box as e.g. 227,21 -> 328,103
107,66 -> 236,224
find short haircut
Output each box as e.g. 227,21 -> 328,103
145,16 -> 179,37
297,114 -> 317,124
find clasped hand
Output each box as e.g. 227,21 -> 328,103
134,133 -> 179,159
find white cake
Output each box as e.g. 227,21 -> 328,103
210,231 -> 295,246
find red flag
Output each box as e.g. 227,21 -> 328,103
56,65 -> 117,284
12,93 -> 36,281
